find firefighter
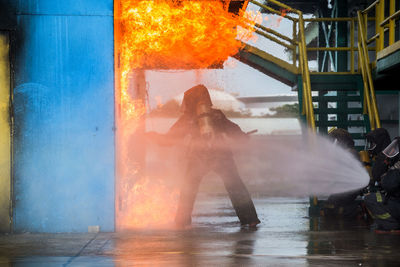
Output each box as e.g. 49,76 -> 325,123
147,84 -> 260,228
365,128 -> 391,157
365,128 -> 391,188
328,128 -> 359,159
364,137 -> 400,231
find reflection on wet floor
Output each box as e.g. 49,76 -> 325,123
2,196 -> 400,266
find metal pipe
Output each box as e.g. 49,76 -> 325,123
299,14 -> 315,130
380,9 -> 400,27
351,19 -> 355,73
298,39 -> 307,116
378,0 -> 385,51
249,0 -> 298,21
358,42 -> 375,129
254,23 -> 295,44
292,21 -> 297,67
366,33 -> 380,45
362,0 -> 380,14
254,29 -> 295,49
264,0 -> 301,14
358,11 -> 381,128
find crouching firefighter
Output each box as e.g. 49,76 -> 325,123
364,137 -> 400,231
363,128 -> 391,191
146,84 -> 261,228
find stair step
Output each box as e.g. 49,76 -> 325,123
311,83 -> 357,91
312,96 -> 361,102
314,108 -> 364,114
309,73 -> 362,83
315,121 -> 366,127
309,73 -> 362,91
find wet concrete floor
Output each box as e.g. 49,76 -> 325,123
1,196 -> 400,266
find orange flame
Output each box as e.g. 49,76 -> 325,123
118,0 -> 256,70
115,0 -> 257,230
119,176 -> 179,229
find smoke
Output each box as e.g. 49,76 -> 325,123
121,71 -> 369,229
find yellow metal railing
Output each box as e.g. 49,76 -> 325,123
303,17 -> 380,74
248,0 -> 316,131
302,0 -> 398,73
358,10 -> 381,129
244,0 -> 399,131
305,17 -> 358,73
361,0 -> 400,56
301,15 -> 379,132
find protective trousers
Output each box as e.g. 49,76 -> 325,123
175,151 -> 259,226
365,192 -> 400,230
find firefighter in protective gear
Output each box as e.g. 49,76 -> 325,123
365,128 -> 392,186
365,137 -> 400,231
361,130 -> 385,179
328,128 -> 359,159
147,84 -> 260,228
365,128 -> 391,157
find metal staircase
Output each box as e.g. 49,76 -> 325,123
234,43 -> 298,86
305,73 -> 368,150
236,0 -> 382,149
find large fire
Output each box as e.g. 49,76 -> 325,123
118,0 -> 256,69
114,0 -> 257,230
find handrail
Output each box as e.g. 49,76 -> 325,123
247,0 -> 315,130
357,11 -> 381,129
244,0 -> 395,132
367,33 -> 380,45
358,42 -> 374,129
253,29 -> 295,49
380,10 -> 400,27
302,17 -> 360,73
249,0 -> 298,21
298,14 -> 315,130
266,0 -> 299,14
254,23 -> 296,44
362,0 -> 380,14
362,0 -> 400,53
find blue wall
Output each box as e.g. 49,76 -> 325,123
12,0 -> 115,232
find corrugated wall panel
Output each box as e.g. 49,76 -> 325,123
13,1 -> 115,232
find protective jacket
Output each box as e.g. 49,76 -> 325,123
166,108 -> 247,153
161,84 -> 260,227
365,138 -> 400,230
381,166 -> 400,198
